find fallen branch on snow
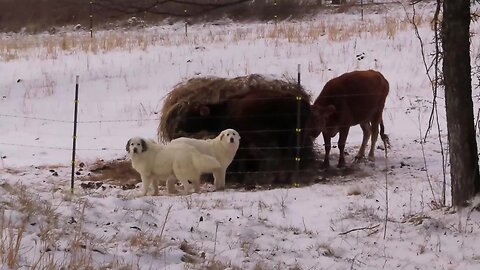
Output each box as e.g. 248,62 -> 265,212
338,224 -> 380,236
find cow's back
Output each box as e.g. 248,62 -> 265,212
315,70 -> 389,126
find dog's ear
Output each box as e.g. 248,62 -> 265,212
220,133 -> 225,141
141,139 -> 147,152
125,139 -> 131,153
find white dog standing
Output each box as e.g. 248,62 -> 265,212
170,129 -> 240,190
126,137 -> 221,196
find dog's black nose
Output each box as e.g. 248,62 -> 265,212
133,147 -> 138,153
230,137 -> 234,143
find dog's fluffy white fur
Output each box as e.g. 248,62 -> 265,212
170,129 -> 240,190
126,137 -> 221,196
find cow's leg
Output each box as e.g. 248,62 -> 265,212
368,120 -> 380,161
322,133 -> 331,168
355,123 -> 371,162
338,127 -> 350,167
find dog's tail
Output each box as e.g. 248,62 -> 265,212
192,153 -> 222,172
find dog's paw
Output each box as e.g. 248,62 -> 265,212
214,186 -> 225,192
135,193 -> 147,198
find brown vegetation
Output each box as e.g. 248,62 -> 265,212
0,0 -> 325,33
80,158 -> 140,188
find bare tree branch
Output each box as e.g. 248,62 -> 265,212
431,0 -> 447,207
403,0 -> 446,206
339,224 -> 380,236
93,0 -> 252,17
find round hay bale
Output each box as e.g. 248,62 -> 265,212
159,74 -> 321,188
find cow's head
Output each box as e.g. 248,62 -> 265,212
304,104 -> 336,139
176,102 -> 225,137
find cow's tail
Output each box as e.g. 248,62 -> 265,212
380,120 -> 391,149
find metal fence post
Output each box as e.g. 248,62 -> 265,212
70,76 -> 80,194
274,0 -> 278,26
295,64 -> 302,185
185,9 -> 188,37
361,0 -> 364,21
90,1 -> 94,38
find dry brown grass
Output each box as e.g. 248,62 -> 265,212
265,11 -> 429,43
0,184 -> 60,269
0,211 -> 27,268
129,231 -> 168,256
0,6 -> 432,62
129,204 -> 173,259
308,242 -> 338,258
81,158 -> 140,187
4,168 -> 25,175
179,237 -> 241,269
196,260 -> 241,270
0,184 -> 142,269
180,240 -> 205,264
0,30 -> 165,62
347,185 -> 362,196
1,0 -> 326,33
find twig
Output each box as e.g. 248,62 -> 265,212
367,228 -> 379,237
426,0 -> 443,142
159,204 -> 173,241
404,1 -> 446,205
339,224 -> 380,236
383,136 -> 389,239
475,108 -> 480,135
350,254 -> 358,270
213,221 -> 220,260
431,0 -> 446,207
302,217 -> 308,234
418,108 -> 438,204
403,1 -> 442,141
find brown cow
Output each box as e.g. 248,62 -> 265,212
305,70 -> 390,168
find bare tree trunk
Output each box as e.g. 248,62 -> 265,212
442,0 -> 480,206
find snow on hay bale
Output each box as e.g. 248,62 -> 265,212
158,74 -> 321,188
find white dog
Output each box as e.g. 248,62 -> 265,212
170,129 -> 240,190
126,137 -> 222,196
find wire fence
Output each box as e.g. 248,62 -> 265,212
0,71 -> 457,185
0,98 -> 454,192
0,142 -> 323,153
0,104 -> 429,124
0,114 -> 393,173
0,100 -> 444,154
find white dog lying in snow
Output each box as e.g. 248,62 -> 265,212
170,128 -> 240,190
126,137 -> 221,196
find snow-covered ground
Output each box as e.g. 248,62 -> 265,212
1,1 -> 480,269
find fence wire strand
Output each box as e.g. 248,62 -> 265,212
0,142 -> 326,152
